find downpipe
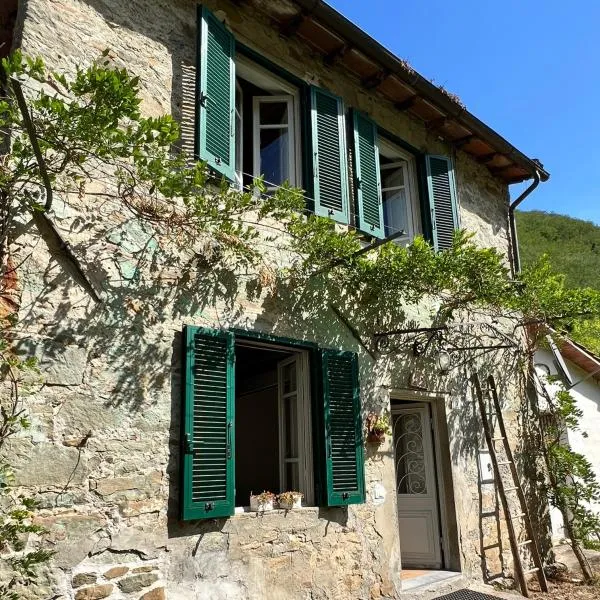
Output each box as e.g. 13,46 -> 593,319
508,170 -> 541,275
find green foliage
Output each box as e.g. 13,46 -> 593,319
0,326 -> 52,598
517,210 -> 600,354
517,210 -> 600,290
540,378 -> 600,550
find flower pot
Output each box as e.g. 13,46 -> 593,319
278,495 -> 303,510
250,495 -> 274,512
367,431 -> 386,444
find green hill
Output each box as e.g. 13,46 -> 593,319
516,210 -> 600,354
516,210 -> 600,289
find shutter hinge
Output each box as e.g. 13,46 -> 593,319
226,422 -> 232,459
205,502 -> 214,512
184,433 -> 194,454
198,91 -> 208,108
342,492 -> 349,501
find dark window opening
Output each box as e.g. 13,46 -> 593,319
0,0 -> 19,61
234,343 -> 292,507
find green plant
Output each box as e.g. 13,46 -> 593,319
0,318 -> 53,598
536,370 -> 600,582
250,491 -> 275,505
367,413 -> 391,436
277,491 -> 303,505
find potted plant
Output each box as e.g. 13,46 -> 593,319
366,412 -> 391,444
249,491 -> 275,512
277,491 -> 303,510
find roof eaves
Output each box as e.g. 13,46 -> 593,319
291,0 -> 549,183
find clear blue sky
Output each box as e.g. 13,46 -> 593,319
328,0 -> 600,223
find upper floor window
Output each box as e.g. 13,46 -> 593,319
196,6 -> 459,249
378,137 -> 420,244
236,56 -> 301,190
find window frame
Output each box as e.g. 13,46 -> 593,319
252,94 -> 297,190
236,54 -> 302,189
277,351 -> 314,505
378,136 -> 421,244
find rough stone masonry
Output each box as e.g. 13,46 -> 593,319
3,0 -> 541,598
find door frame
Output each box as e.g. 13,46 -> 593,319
391,392 -> 456,570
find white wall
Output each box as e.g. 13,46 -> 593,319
535,348 -> 600,541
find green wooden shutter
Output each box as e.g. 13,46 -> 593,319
352,111 -> 384,238
425,155 -> 459,251
321,349 -> 365,506
310,87 -> 350,224
196,6 -> 236,181
182,326 -> 235,520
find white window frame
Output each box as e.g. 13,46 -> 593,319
252,95 -> 296,190
234,80 -> 244,189
378,137 -> 420,244
277,351 -> 313,505
235,55 -> 302,189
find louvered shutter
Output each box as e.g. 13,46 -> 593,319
352,111 -> 384,238
310,87 -> 350,224
425,155 -> 459,251
182,326 -> 235,520
321,349 -> 365,506
196,6 -> 236,181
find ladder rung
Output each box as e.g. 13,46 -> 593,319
482,542 -> 500,551
509,512 -> 526,519
481,510 -> 498,518
492,437 -> 506,441
497,461 -> 512,465
504,486 -> 518,492
525,567 -> 540,574
518,539 -> 532,547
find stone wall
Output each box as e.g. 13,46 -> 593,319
3,0 -> 535,598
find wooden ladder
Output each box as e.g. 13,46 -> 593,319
472,373 -> 548,597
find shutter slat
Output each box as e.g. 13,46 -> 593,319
311,87 -> 350,223
321,350 -> 365,506
352,111 -> 384,238
425,155 -> 459,251
197,6 -> 236,180
182,326 -> 235,520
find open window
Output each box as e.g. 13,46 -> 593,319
236,57 -> 301,190
234,341 -> 313,507
378,137 -> 420,243
181,327 -> 365,520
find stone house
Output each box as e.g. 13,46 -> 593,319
4,0 -> 551,598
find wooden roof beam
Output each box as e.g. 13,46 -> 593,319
426,117 -> 448,132
362,69 -> 389,90
324,43 -> 350,65
477,152 -> 500,164
489,163 -> 518,175
394,96 -> 418,111
452,134 -> 475,149
279,12 -> 307,38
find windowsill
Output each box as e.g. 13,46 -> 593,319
233,506 -> 318,516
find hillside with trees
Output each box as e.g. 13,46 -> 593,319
517,210 -> 600,354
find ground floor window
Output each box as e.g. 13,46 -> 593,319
180,327 -> 365,520
234,341 -> 313,506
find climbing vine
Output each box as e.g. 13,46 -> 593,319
0,315 -> 53,599
1,51 -> 600,589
